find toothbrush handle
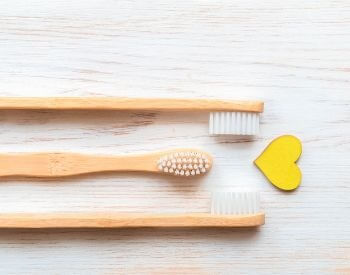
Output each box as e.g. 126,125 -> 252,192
0,213 -> 265,228
0,97 -> 264,112
0,153 -> 159,178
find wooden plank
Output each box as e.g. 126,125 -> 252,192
0,0 -> 349,273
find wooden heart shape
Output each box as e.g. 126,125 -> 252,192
254,135 -> 302,191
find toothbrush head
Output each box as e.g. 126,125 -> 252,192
157,150 -> 212,176
209,111 -> 260,136
211,190 -> 261,215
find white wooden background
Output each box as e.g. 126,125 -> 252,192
0,0 -> 349,274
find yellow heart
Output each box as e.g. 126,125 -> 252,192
254,135 -> 302,191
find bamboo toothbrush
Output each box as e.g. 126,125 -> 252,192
0,149 -> 212,178
0,97 -> 264,135
0,191 -> 264,228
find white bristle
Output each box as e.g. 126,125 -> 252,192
211,191 -> 260,215
209,112 -> 260,135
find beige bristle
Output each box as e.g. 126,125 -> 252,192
158,151 -> 211,176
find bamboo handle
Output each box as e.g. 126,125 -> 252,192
0,213 -> 265,228
0,152 -> 160,177
0,97 -> 264,112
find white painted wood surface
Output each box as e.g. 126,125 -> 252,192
0,0 -> 349,273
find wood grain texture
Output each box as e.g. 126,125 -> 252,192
0,0 -> 349,274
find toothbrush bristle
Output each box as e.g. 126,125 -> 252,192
158,151 -> 211,176
209,112 -> 260,135
211,191 -> 260,215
